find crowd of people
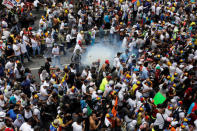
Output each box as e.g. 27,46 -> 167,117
0,0 -> 197,130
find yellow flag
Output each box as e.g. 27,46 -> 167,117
137,0 -> 140,7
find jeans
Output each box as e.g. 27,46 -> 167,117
60,44 -> 66,55
44,47 -> 52,58
21,52 -> 31,63
91,38 -> 95,46
32,46 -> 40,56
75,63 -> 80,73
52,55 -> 62,69
78,26 -> 83,32
40,44 -> 46,55
10,24 -> 19,33
15,55 -> 22,62
109,33 -> 115,43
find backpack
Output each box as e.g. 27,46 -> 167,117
161,114 -> 170,129
172,107 -> 184,121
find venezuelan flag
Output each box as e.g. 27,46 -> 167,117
132,0 -> 137,3
132,0 -> 142,6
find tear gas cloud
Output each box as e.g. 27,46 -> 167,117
81,42 -> 122,66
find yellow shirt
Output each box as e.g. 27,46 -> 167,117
131,84 -> 138,95
99,78 -> 108,92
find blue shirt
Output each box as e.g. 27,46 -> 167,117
7,109 -> 17,121
141,68 -> 149,80
50,124 -> 58,131
120,53 -> 129,63
104,15 -> 110,23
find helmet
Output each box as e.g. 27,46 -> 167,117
105,60 -> 110,64
137,81 -> 141,85
109,80 -> 114,86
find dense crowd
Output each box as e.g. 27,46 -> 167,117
0,0 -> 197,131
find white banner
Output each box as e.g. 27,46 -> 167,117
2,0 -> 17,9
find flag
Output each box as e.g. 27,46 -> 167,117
132,0 -> 137,3
111,97 -> 118,117
2,0 -> 15,8
111,106 -> 117,117
137,0 -> 140,7
153,92 -> 166,105
114,96 -> 118,107
132,0 -> 142,6
87,106 -> 92,116
191,0 -> 195,3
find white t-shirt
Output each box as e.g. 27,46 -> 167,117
31,38 -> 38,48
46,37 -> 53,47
81,70 -> 88,78
23,35 -> 29,45
0,122 -> 5,130
91,29 -> 96,39
156,6 -> 161,15
13,44 -> 21,56
1,21 -> 8,28
151,5 -> 156,13
20,43 -> 27,54
103,85 -> 112,97
126,98 -> 136,109
88,16 -> 93,25
110,26 -> 116,34
0,99 -> 5,111
40,86 -> 48,100
52,47 -> 60,56
73,44 -> 82,53
72,122 -> 83,131
154,113 -> 167,129
66,34 -> 71,42
60,22 -> 64,30
33,108 -> 40,120
19,122 -> 33,131
113,57 -> 120,68
81,84 -> 87,95
14,118 -> 24,128
76,33 -> 83,43
14,67 -> 21,79
33,0 -> 39,7
24,110 -> 32,119
78,18 -> 83,27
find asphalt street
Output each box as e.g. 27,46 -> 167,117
27,9 -> 111,82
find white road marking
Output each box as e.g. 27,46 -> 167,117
30,63 -> 69,71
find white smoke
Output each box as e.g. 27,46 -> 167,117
81,42 -> 121,66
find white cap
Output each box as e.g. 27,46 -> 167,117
171,99 -> 176,104
131,120 -> 137,126
42,82 -> 49,87
171,121 -> 178,126
179,64 -> 184,68
179,112 -> 185,118
109,80 -> 114,86
138,61 -> 142,65
97,90 -> 102,94
1,36 -> 6,40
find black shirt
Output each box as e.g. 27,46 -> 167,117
5,48 -> 14,58
45,62 -> 50,74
